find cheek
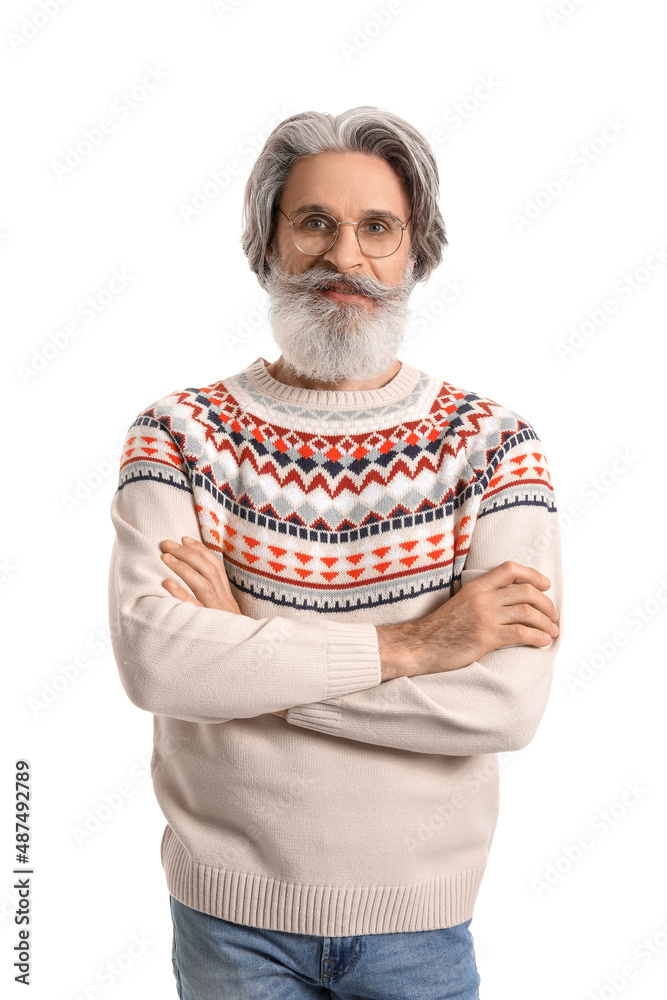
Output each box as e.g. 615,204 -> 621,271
373,260 -> 407,286
275,240 -> 310,274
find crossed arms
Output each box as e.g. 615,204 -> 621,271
109,425 -> 563,756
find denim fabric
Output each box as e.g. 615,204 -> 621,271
170,894 -> 481,999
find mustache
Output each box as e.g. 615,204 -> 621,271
268,263 -> 413,300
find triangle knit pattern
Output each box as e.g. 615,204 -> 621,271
118,358 -> 556,613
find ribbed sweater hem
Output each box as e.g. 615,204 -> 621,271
161,825 -> 486,936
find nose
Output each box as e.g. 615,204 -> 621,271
321,222 -> 367,272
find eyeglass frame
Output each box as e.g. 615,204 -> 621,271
277,205 -> 412,259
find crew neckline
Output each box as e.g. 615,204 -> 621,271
245,356 -> 420,408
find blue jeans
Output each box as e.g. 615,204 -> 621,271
169,894 -> 481,999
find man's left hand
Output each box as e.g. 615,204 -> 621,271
160,535 -> 241,613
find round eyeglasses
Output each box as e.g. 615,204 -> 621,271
278,206 -> 411,259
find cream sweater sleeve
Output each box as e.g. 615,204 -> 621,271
108,421 -> 381,723
285,436 -> 564,755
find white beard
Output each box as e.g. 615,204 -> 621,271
264,257 -> 417,384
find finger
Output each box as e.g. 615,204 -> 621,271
498,603 -> 560,638
182,536 -> 236,595
160,553 -> 221,608
496,622 -> 555,648
164,538 -> 237,601
497,583 -> 559,622
162,578 -> 205,607
162,538 -> 228,585
161,542 -> 221,590
161,552 -> 240,613
474,561 -> 551,593
161,537 -> 218,574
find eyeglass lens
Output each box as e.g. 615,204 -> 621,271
292,213 -> 403,257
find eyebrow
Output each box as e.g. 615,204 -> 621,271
287,203 -> 401,218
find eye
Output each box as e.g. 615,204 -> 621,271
359,216 -> 401,236
299,214 -> 335,231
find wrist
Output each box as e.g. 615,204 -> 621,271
376,622 -> 419,680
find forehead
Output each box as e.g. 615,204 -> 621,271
281,151 -> 411,217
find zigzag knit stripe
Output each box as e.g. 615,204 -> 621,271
117,365 -> 556,612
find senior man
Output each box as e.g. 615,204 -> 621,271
108,106 -> 563,1000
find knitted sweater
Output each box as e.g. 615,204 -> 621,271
108,355 -> 563,936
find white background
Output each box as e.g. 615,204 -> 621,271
2,1 -> 666,997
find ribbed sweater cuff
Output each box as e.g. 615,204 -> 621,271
321,619 -> 381,697
286,700 -> 345,735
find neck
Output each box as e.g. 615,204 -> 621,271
263,355 -> 402,392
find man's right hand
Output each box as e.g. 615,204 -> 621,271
376,561 -> 560,680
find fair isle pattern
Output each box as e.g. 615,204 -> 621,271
117,363 -> 557,613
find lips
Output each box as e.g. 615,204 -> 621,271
317,282 -> 368,295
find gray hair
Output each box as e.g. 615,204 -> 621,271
240,106 -> 447,289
